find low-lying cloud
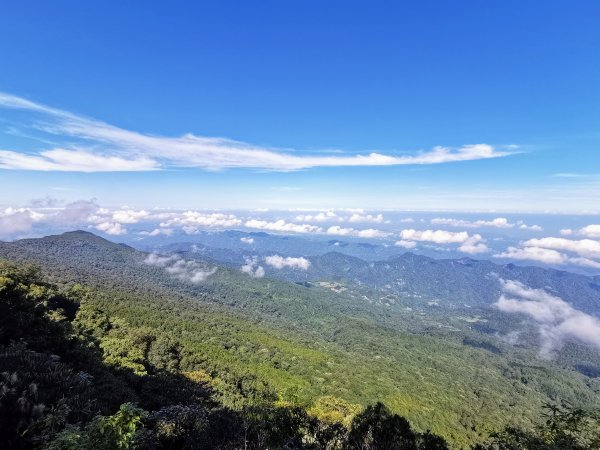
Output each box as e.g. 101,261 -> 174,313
240,257 -> 265,278
144,253 -> 217,283
264,255 -> 311,270
495,279 -> 600,357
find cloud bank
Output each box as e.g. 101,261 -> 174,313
431,217 -> 541,230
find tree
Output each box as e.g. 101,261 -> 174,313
347,402 -> 416,450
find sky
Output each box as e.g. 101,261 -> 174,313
0,1 -> 598,212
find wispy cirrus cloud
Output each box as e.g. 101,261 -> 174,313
0,92 -> 511,172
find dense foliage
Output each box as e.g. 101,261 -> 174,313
1,232 -> 599,448
2,260 -> 599,449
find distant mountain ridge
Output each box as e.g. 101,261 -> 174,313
159,241 -> 600,315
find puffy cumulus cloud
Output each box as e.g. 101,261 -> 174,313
400,229 -> 469,244
112,209 -> 149,224
326,226 -> 391,239
138,228 -> 173,237
0,207 -> 44,234
95,221 -> 127,236
240,257 -> 265,278
399,229 -> 488,254
240,237 -> 254,244
0,200 -> 103,236
144,252 -> 217,283
495,246 -> 568,265
52,200 -> 99,224
569,257 -> 600,269
244,219 -> 322,234
264,255 -> 311,270
523,237 -> 600,260
348,213 -> 385,224
395,240 -> 417,249
579,224 -> 600,238
560,229 -> 573,236
161,212 -> 241,234
518,223 -> 543,231
0,93 -> 511,172
495,279 -> 600,357
431,217 -> 542,231
494,237 -> 600,269
295,211 -> 340,222
458,235 -> 489,254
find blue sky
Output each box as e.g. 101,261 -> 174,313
0,1 -> 599,211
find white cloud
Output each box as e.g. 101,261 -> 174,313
161,211 -> 241,233
560,229 -> 573,236
295,211 -> 340,222
144,252 -> 216,283
139,228 -> 173,237
399,229 -> 488,254
0,207 -> 44,234
144,253 -> 178,267
264,255 -> 311,270
494,236 -> 600,269
495,279 -> 600,357
494,246 -> 568,265
0,92 -> 511,171
524,237 -> 600,260
326,225 -> 391,238
240,237 -> 254,244
245,219 -> 322,234
112,209 -> 149,224
95,221 -> 127,235
0,200 -> 103,236
240,257 -> 265,278
431,217 -> 513,228
348,213 -> 384,223
569,257 -> 600,269
579,224 -> 600,238
53,200 -> 99,224
400,229 -> 470,244
0,148 -> 157,172
518,223 -> 543,231
458,234 -> 489,254
395,240 -> 417,249
430,217 -> 541,231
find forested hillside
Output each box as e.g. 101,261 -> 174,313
1,232 -> 600,449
